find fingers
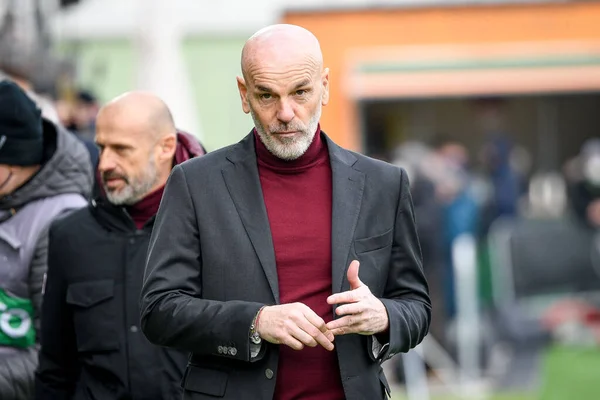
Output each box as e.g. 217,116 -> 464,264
299,308 -> 335,350
331,326 -> 361,336
289,324 -> 318,349
326,315 -> 360,336
303,309 -> 335,342
335,303 -> 363,316
281,334 -> 306,351
327,290 -> 360,305
294,320 -> 334,351
268,303 -> 335,351
346,260 -> 363,290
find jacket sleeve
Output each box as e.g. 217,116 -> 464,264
29,227 -> 49,342
34,222 -> 79,399
0,225 -> 52,400
140,165 -> 264,362
368,168 -> 432,362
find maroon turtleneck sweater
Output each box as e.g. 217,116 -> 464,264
127,186 -> 164,229
255,129 -> 345,400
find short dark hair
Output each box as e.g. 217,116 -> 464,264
77,89 -> 98,105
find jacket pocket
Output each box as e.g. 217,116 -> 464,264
66,280 -> 119,352
182,365 -> 228,397
354,228 -> 393,254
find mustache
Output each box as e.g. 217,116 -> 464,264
102,171 -> 129,184
269,122 -> 306,133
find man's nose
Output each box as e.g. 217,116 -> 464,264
98,152 -> 117,173
276,99 -> 295,124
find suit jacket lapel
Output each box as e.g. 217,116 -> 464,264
222,133 -> 280,303
326,135 -> 365,294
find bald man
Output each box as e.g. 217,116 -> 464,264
141,25 -> 430,400
35,92 -> 206,400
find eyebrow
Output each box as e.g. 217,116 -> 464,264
293,79 -> 311,90
255,85 -> 273,93
254,79 -> 312,94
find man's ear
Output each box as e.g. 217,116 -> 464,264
321,67 -> 330,106
159,133 -> 177,161
237,76 -> 251,114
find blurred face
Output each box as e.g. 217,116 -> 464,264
438,143 -> 469,169
75,101 -> 98,129
0,164 -> 14,197
95,118 -> 160,206
237,57 -> 329,160
0,164 -> 41,198
583,154 -> 600,187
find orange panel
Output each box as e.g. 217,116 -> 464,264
351,66 -> 600,98
282,3 -> 600,151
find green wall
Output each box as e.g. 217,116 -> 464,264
182,36 -> 253,151
60,39 -> 136,104
59,35 -> 253,151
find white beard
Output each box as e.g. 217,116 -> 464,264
103,157 -> 158,205
251,102 -> 322,161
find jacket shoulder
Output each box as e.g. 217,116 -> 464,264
177,142 -> 241,173
352,151 -> 405,182
48,205 -> 94,239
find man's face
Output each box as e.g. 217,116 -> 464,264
0,164 -> 13,197
238,58 -> 329,160
75,101 -> 98,129
95,118 -> 158,206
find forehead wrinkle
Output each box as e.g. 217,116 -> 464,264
251,75 -> 315,96
247,61 -> 320,91
246,54 -> 321,76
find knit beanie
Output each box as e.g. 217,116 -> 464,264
0,80 -> 44,166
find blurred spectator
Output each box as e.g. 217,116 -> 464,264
35,91 -> 205,400
472,98 -> 524,233
480,135 -> 522,229
525,172 -> 568,219
565,139 -> 600,230
0,58 -> 60,125
435,141 -> 480,319
0,81 -> 92,400
57,89 -> 100,171
393,142 -> 446,348
67,89 -> 100,140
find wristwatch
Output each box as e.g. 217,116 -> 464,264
249,307 -> 265,345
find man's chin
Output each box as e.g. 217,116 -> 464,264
105,189 -> 132,206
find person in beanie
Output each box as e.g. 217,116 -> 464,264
35,91 -> 205,400
0,80 -> 93,400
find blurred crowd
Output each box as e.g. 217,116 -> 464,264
1,21 -> 600,398
385,102 -> 600,389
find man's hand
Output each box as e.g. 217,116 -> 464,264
326,260 -> 389,336
256,303 -> 335,351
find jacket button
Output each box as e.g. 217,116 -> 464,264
265,368 -> 274,379
129,325 -> 138,333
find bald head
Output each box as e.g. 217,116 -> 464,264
98,91 -> 176,141
237,24 -> 329,161
241,24 -> 323,81
95,91 -> 178,205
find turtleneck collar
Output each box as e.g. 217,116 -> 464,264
126,185 -> 164,229
254,125 -> 328,174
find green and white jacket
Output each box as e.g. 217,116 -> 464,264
0,121 -> 92,399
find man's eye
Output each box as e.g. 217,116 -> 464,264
260,93 -> 272,100
296,90 -> 307,96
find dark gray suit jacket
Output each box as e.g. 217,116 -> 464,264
140,132 -> 431,400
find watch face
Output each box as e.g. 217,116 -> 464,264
251,333 -> 261,345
